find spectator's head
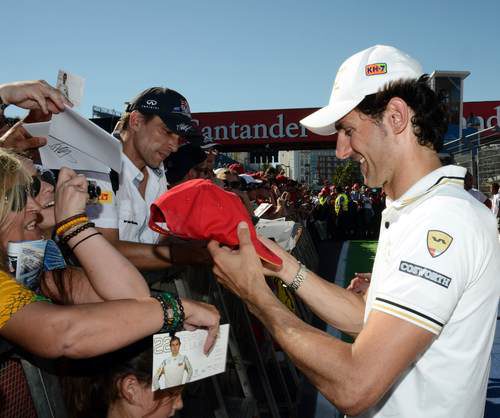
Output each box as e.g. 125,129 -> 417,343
64,338 -> 183,418
464,171 -> 474,191
119,87 -> 199,169
335,185 -> 344,194
0,150 -> 43,262
491,182 -> 499,195
169,336 -> 181,356
165,143 -> 208,187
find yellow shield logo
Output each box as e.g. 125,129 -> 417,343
427,230 -> 453,258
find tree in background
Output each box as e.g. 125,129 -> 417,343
332,160 -> 362,187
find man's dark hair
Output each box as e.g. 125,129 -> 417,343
356,75 -> 449,152
118,111 -> 156,131
170,336 -> 181,345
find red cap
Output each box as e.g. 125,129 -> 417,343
149,179 -> 282,267
228,163 -> 244,174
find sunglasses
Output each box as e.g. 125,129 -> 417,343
4,168 -> 56,212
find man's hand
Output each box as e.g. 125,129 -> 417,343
181,299 -> 221,354
346,273 -> 371,296
0,80 -> 71,114
55,167 -> 89,223
0,120 -> 47,153
207,222 -> 272,303
257,234 -> 301,284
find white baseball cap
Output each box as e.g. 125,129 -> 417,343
300,45 -> 423,136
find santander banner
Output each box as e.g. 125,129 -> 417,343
192,101 -> 500,148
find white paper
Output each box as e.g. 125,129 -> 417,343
152,324 -> 229,391
23,106 -> 122,173
57,70 -> 85,107
256,219 -> 300,252
23,121 -> 50,138
254,202 -> 273,218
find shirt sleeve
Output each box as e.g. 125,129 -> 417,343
371,201 -> 473,335
82,171 -> 119,229
0,271 -> 38,329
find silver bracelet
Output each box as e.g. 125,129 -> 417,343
281,261 -> 307,292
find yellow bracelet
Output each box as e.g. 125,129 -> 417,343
55,216 -> 89,237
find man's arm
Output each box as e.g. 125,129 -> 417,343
98,227 -> 173,270
252,293 -> 433,415
208,223 -> 434,415
260,236 -> 365,334
99,227 -> 212,270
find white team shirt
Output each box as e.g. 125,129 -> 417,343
83,171 -> 119,229
90,155 -> 168,244
357,165 -> 500,418
157,354 -> 192,388
468,188 -> 487,203
492,193 -> 500,217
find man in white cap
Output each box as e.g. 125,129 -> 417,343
207,45 -> 500,417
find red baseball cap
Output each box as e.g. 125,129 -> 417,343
149,179 -> 282,267
228,163 -> 244,175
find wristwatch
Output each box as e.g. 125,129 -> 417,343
281,261 -> 307,292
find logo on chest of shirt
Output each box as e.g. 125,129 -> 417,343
427,230 -> 453,258
98,191 -> 113,204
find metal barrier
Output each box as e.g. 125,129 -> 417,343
150,223 -> 320,418
0,223 -> 320,418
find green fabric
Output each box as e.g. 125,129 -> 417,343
343,240 -> 378,288
33,294 -> 53,303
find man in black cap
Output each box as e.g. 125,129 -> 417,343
90,87 -> 208,269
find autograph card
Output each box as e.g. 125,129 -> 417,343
56,69 -> 85,107
152,324 -> 229,391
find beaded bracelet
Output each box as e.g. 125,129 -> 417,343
70,231 -> 102,252
56,216 -> 89,237
153,293 -> 185,334
60,222 -> 95,246
54,212 -> 87,231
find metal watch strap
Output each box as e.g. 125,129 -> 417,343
282,261 -> 307,292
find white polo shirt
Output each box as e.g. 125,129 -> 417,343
358,165 -> 500,418
158,354 -> 192,388
91,155 -> 168,244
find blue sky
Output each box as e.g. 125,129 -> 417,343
3,0 -> 500,118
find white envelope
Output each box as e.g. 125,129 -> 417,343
24,106 -> 122,173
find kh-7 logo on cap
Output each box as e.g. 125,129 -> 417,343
365,63 -> 387,76
427,230 -> 453,258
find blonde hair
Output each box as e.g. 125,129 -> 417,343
0,148 -> 31,226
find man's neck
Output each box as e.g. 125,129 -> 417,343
384,146 -> 442,201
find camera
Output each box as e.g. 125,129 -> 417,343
87,181 -> 101,202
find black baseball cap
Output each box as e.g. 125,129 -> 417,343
126,87 -> 199,139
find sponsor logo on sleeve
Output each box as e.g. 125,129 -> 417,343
365,63 -> 387,76
98,191 -> 113,204
399,261 -> 452,288
427,230 -> 453,258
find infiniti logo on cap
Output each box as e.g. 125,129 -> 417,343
146,100 -> 158,106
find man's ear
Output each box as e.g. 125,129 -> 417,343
129,111 -> 144,132
385,97 -> 410,135
118,374 -> 141,405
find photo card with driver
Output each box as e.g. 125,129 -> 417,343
152,324 -> 229,391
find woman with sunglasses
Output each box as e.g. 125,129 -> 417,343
0,148 -> 220,359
